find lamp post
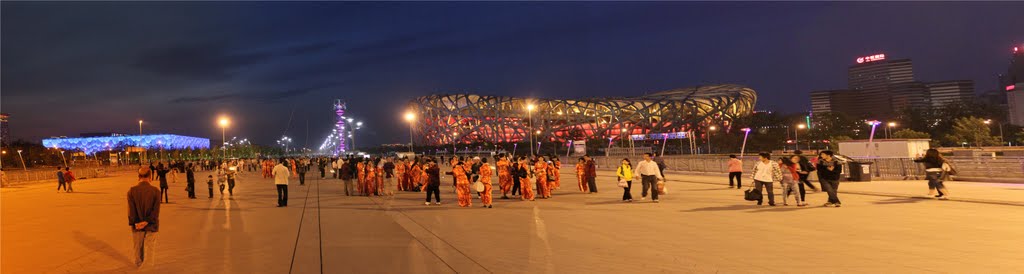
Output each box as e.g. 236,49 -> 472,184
16,149 -> 27,171
795,124 -> 806,151
740,128 -> 752,157
984,119 -> 1005,146
138,120 -> 143,135
526,103 -> 535,156
707,125 -> 717,154
886,122 -> 897,139
404,112 -> 416,153
218,117 -> 230,159
866,120 -> 881,157
452,132 -> 459,154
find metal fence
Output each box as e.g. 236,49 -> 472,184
1,165 -> 140,186
565,155 -> 1024,181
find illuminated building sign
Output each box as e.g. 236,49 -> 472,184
42,134 -> 210,155
629,132 -> 688,141
1007,85 -> 1016,91
856,54 -> 886,64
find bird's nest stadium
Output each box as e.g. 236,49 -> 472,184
407,84 -> 757,145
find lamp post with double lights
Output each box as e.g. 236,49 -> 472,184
740,128 -> 752,157
218,117 -> 230,159
404,112 -> 416,153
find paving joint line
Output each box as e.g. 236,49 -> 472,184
288,180 -> 314,274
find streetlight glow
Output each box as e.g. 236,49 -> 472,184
526,104 -> 535,111
404,112 -> 415,122
888,122 -> 897,127
709,125 -> 717,131
797,124 -> 806,129
218,117 -> 230,128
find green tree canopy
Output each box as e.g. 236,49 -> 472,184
943,116 -> 999,147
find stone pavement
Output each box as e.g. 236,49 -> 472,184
2,168 -> 1022,274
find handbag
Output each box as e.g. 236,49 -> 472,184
657,180 -> 667,195
617,179 -> 628,188
744,188 -> 762,201
473,181 -> 485,192
942,162 -> 958,176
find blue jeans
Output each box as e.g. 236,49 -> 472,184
819,179 -> 840,204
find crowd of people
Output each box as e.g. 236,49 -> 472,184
120,148 -> 959,268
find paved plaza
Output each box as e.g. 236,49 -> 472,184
2,168 -> 1022,274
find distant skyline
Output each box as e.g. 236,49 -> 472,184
2,2 -> 1021,147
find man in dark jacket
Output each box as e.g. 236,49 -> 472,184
424,160 -> 442,205
584,155 -> 598,193
793,150 -> 818,204
815,150 -> 843,207
128,167 -> 161,267
56,167 -> 66,192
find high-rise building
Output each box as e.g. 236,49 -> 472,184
926,80 -> 975,108
848,56 -> 914,90
0,113 -> 9,146
1004,45 -> 1024,126
811,53 -> 981,119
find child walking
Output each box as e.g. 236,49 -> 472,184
207,175 -> 215,199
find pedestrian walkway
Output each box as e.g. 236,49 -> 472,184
2,169 -> 1022,273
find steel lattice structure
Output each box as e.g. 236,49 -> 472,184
408,84 -> 757,145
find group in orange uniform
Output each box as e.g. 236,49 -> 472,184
534,157 -> 551,199
478,158 -> 493,208
496,156 -> 513,199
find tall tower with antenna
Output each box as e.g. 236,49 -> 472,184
334,99 -> 347,155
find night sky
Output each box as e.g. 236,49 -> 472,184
2,2 -> 1020,148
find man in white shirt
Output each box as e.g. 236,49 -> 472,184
751,152 -> 780,206
272,159 -> 290,207
634,153 -> 664,202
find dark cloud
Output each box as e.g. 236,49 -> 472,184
133,43 -> 273,80
170,83 -> 341,104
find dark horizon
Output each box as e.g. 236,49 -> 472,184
2,2 -> 1020,147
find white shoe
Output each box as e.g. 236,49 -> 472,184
425,202 -> 430,206
641,197 -> 646,200
435,202 -> 442,205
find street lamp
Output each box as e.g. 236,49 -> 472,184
795,124 -> 806,151
740,128 -> 752,157
404,112 -> 416,153
526,103 -> 536,156
218,117 -> 230,159
866,120 -> 881,157
984,119 -> 1005,146
886,122 -> 897,139
16,149 -> 26,171
138,120 -> 144,135
707,125 -> 717,154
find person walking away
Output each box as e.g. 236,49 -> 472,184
154,164 -> 170,203
584,155 -> 598,193
340,161 -> 354,196
914,148 -> 951,199
575,158 -> 588,192
654,154 -> 667,179
383,158 -> 396,193
780,157 -> 805,206
206,175 -> 214,199
395,158 -> 407,191
424,160 -> 442,205
128,167 -> 161,268
56,167 -> 67,192
186,164 -> 196,199
750,152 -> 781,206
273,159 -> 290,207
634,153 -> 663,202
64,167 -> 76,192
727,155 -> 743,188
816,150 -> 843,207
479,158 -> 494,208
794,150 -> 818,202
617,158 -> 634,202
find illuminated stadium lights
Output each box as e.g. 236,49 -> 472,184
42,134 -> 210,155
407,84 -> 756,145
